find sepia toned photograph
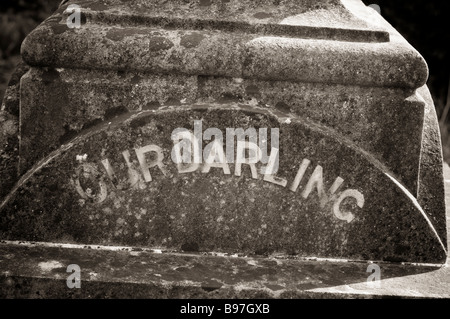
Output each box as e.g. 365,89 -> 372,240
1,0 -> 449,308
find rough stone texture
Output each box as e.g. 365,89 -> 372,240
416,86 -> 447,246
1,104 -> 447,262
0,241 -> 443,299
0,0 -> 448,297
0,59 -> 29,199
22,0 -> 428,88
18,69 -> 424,197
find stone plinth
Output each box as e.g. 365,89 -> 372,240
0,0 -> 448,298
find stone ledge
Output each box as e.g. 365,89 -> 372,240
0,241 -> 447,299
20,0 -> 428,89
55,0 -> 391,42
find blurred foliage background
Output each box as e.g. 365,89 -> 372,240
0,0 -> 61,103
1,0 -> 449,162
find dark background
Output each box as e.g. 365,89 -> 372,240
1,0 -> 449,161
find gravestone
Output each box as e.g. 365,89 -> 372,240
0,0 -> 448,298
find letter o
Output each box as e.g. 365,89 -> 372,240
73,163 -> 108,203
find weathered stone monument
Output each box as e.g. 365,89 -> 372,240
0,0 -> 449,298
